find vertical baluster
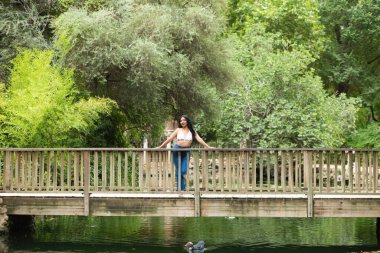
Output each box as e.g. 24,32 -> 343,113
32,151 -> 38,191
245,151 -> 249,192
365,151 -> 369,193
274,151 -> 278,193
326,151 -> 330,193
74,151 -> 79,192
117,152 -> 122,191
204,151 -> 209,192
318,151 -> 322,192
67,152 -> 72,192
124,151 -> 129,191
93,152 -> 98,192
232,152 -> 236,191
15,152 -> 20,191
39,151 -> 44,192
252,151 -> 257,192
281,151 -> 286,193
220,152 -> 225,193
52,151 -> 57,192
341,151 -> 346,193
46,151 -> 51,191
139,152 -> 144,192
158,151 -> 162,191
355,151 -> 361,193
374,151 -> 378,193
267,151 -> 271,192
259,151 -> 264,192
131,152 -> 136,191
101,151 -> 106,191
148,152 -> 153,192
333,151 -> 338,192
313,152 -> 317,189
212,151 -> 216,192
110,151 -> 115,191
288,151 -> 294,193
60,151 -> 65,191
348,151 -> 354,193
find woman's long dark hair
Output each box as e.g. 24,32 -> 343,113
178,114 -> 196,141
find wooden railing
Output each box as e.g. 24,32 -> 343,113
0,148 -> 379,194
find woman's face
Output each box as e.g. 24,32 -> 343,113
180,117 -> 188,128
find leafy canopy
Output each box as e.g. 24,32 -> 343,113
0,49 -> 122,147
52,0 -> 235,139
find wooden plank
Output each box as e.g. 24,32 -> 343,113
314,198 -> 380,217
4,197 -> 84,216
201,198 -> 307,217
90,198 -> 195,217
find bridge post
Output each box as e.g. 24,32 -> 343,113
305,151 -> 314,218
83,151 -> 90,216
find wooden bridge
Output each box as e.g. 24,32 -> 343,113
0,148 -> 379,218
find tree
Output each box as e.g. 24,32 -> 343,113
213,24 -> 359,148
315,0 -> 380,124
52,0 -> 235,140
0,49 -> 126,147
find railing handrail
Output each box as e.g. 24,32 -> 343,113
1,148 -> 380,152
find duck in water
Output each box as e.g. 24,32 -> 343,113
185,241 -> 205,252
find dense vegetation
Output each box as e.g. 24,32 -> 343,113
0,0 -> 379,148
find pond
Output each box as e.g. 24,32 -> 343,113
6,216 -> 380,253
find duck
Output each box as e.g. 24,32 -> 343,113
184,240 -> 205,252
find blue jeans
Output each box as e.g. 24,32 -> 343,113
173,144 -> 190,191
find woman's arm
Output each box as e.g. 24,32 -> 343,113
195,133 -> 211,148
157,128 -> 179,148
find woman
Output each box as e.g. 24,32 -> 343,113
157,115 -> 211,190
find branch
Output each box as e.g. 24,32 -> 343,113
367,54 -> 380,65
370,105 -> 379,122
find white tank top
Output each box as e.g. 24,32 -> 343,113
177,129 -> 193,141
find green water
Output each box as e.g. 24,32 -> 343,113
6,216 -> 380,252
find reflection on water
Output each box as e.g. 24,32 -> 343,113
6,216 -> 380,253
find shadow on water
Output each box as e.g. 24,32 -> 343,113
5,216 -> 380,253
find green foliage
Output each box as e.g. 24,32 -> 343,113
214,25 -> 360,148
0,49 -> 125,147
52,0 -> 235,139
315,0 -> 380,123
227,0 -> 326,56
348,123 -> 380,148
